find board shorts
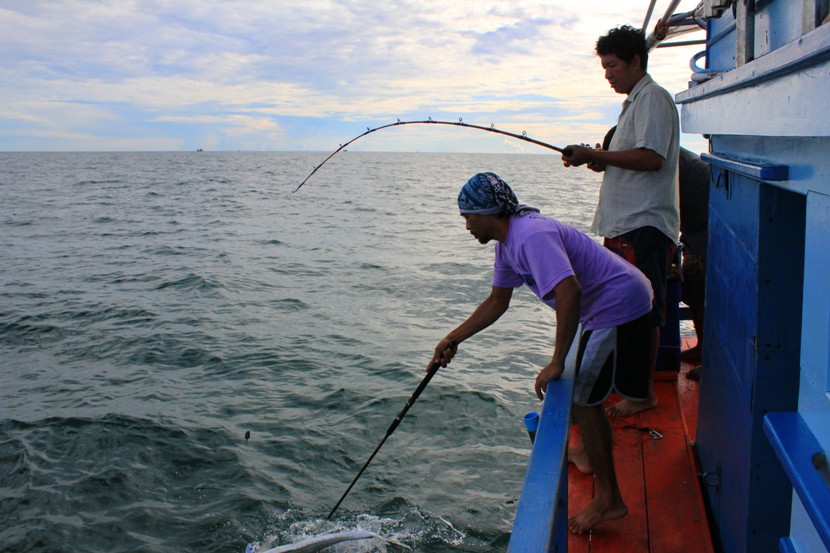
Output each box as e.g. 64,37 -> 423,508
572,313 -> 652,407
604,226 -> 676,327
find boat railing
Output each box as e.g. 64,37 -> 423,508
764,412 -> 830,551
508,343 -> 577,552
507,292 -> 692,550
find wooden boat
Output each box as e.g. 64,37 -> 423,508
509,2 -> 830,551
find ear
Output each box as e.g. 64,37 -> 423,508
632,54 -> 642,71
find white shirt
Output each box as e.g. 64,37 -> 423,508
592,74 -> 680,242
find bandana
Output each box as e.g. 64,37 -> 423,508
457,172 -> 539,216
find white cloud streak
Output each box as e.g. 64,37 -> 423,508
0,0 -> 708,152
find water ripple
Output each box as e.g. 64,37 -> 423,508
1,151 -> 602,552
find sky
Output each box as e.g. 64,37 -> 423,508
0,1 -> 709,154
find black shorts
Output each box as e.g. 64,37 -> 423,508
604,226 -> 676,327
573,314 -> 652,406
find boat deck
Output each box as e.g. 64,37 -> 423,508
568,337 -> 714,553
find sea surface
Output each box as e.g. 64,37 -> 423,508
1,151 -> 609,553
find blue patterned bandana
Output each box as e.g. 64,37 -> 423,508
457,172 -> 539,216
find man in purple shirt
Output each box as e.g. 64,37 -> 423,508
428,172 -> 653,534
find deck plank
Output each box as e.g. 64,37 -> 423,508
643,427 -> 713,553
563,336 -> 713,552
589,425 -> 650,552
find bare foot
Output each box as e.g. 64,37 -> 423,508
568,496 -> 628,534
568,444 -> 593,474
606,396 -> 657,418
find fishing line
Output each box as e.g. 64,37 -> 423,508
327,343 -> 455,519
293,118 -> 573,192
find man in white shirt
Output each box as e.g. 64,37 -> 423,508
562,25 -> 680,417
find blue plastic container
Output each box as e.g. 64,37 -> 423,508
524,411 -> 540,443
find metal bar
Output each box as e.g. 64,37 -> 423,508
656,39 -> 708,47
646,0 -> 683,48
643,0 -> 658,32
736,0 -> 756,66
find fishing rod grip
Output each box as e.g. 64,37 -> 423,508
562,147 -> 573,157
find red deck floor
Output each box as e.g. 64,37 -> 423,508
567,338 -> 714,553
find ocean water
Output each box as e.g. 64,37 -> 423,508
1,151 -> 604,553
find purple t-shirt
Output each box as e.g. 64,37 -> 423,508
493,214 -> 653,330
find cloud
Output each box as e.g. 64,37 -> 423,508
0,0 -> 708,152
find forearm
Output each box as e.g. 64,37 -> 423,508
430,286 -> 512,370
564,145 -> 664,172
592,148 -> 664,172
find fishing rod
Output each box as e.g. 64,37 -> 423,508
327,345 -> 454,519
294,118 -> 573,192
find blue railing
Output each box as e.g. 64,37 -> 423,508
508,347 -> 577,552
764,412 -> 830,551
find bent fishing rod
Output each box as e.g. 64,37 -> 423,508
327,345 -> 454,519
294,118 -> 573,192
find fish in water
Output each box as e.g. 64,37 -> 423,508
248,529 -> 412,553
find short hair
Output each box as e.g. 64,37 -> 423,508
596,25 -> 648,71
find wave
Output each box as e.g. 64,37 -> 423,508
154,273 -> 224,293
0,414 -> 265,553
1,151 -> 596,552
